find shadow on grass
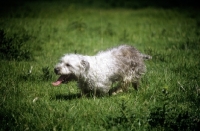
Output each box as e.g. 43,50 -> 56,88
54,93 -> 82,101
0,109 -> 16,131
53,92 -> 110,100
1,0 -> 199,10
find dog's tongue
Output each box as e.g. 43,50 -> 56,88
52,75 -> 66,86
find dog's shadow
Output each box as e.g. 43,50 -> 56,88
54,93 -> 82,101
53,93 -> 108,101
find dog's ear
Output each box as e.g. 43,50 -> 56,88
81,60 -> 90,71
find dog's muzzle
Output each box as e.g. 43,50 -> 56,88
54,68 -> 60,74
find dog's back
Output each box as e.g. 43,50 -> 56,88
110,45 -> 151,82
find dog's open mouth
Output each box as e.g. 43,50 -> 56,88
52,74 -> 77,86
52,75 -> 67,86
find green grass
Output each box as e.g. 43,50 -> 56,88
0,1 -> 200,130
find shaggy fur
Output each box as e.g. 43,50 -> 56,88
52,45 -> 151,96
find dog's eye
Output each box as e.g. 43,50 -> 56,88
66,63 -> 70,67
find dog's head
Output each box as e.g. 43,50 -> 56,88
52,54 -> 90,86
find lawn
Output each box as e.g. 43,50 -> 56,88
0,1 -> 200,130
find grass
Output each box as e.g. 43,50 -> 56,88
0,1 -> 200,130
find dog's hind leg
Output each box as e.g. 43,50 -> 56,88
109,82 -> 131,95
109,84 -> 123,95
132,81 -> 139,90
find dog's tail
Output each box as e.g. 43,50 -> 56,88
140,54 -> 152,60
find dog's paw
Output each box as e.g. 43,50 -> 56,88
111,89 -> 123,95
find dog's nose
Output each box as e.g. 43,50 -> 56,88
54,68 -> 59,74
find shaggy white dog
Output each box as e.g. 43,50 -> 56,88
52,45 -> 151,96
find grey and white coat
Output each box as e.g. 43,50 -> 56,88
52,45 -> 151,96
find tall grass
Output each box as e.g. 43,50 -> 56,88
0,1 -> 200,130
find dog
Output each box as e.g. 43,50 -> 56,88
52,45 -> 151,96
